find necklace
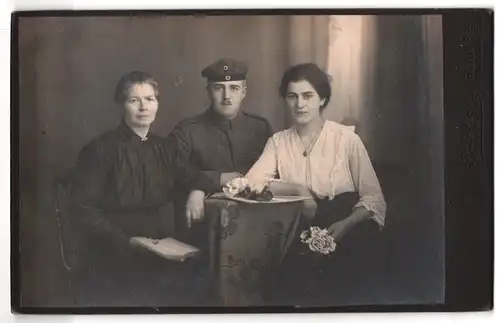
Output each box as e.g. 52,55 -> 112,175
297,122 -> 325,157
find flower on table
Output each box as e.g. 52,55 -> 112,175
223,177 -> 274,201
224,177 -> 250,196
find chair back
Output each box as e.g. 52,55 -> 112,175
52,168 -> 81,273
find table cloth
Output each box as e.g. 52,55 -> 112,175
205,195 -> 304,306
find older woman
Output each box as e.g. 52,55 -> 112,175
245,63 -> 386,306
69,71 -> 210,306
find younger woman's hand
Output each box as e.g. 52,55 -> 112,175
247,180 -> 267,194
327,217 -> 356,242
327,206 -> 372,242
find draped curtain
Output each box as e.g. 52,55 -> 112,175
285,15 -> 330,126
321,15 -> 443,168
324,16 -> 378,142
416,15 -> 445,300
287,15 -> 330,67
285,15 -> 380,153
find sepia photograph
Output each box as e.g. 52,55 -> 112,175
14,11 -> 448,310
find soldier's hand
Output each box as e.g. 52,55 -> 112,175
186,190 -> 206,228
220,172 -> 244,186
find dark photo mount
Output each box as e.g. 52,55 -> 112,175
10,8 -> 493,314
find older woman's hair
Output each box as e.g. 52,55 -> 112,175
279,63 -> 332,111
113,71 -> 160,104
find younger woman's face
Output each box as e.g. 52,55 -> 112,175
122,83 -> 158,128
285,80 -> 325,126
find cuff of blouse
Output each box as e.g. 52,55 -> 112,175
353,205 -> 385,230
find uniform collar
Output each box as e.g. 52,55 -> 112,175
117,121 -> 151,143
205,107 -> 244,133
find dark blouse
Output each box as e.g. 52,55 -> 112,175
70,122 -> 192,248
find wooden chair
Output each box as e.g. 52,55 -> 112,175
52,168 -> 86,305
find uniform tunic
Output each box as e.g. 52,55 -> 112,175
166,108 -> 273,234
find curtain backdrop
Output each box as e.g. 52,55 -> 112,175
324,15 -> 378,143
285,15 -> 330,126
323,15 -> 444,303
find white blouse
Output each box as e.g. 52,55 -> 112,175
245,120 -> 386,227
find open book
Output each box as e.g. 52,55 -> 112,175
130,237 -> 200,262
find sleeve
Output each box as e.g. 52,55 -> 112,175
69,142 -> 131,248
347,133 -> 387,228
166,124 -> 221,194
245,136 -> 279,189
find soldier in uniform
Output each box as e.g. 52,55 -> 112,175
167,58 -> 273,240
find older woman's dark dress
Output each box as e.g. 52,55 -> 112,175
69,122 -> 212,306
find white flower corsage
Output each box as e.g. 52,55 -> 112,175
300,226 -> 337,255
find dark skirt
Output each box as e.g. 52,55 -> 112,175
72,209 -> 216,307
270,192 -> 383,307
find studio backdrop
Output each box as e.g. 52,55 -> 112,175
17,14 -> 444,306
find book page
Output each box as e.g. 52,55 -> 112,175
131,237 -> 200,261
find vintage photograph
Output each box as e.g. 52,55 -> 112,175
15,13 -> 445,309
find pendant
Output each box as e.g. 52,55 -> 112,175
303,151 -> 308,157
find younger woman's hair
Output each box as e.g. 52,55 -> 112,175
279,63 -> 332,111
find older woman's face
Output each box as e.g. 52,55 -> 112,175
122,83 -> 158,128
285,80 -> 325,126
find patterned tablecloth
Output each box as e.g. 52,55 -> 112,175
205,196 -> 304,306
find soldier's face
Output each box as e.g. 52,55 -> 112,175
207,80 -> 247,119
122,83 -> 159,128
285,80 -> 325,126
